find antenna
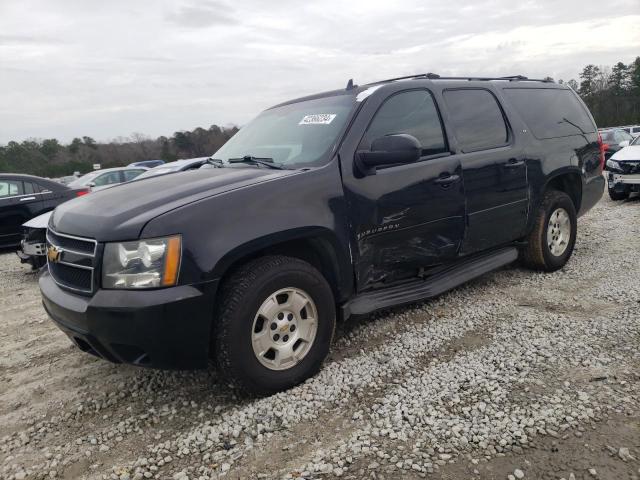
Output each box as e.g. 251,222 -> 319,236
346,78 -> 356,90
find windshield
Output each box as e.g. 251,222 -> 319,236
68,171 -> 100,187
213,94 -> 356,168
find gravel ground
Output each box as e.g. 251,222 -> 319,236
1,193 -> 639,480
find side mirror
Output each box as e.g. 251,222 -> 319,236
619,140 -> 630,148
87,182 -> 96,188
355,134 -> 421,175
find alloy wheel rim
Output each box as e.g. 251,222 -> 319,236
547,208 -> 571,257
251,287 -> 318,371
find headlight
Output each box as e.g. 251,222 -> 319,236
606,159 -> 621,170
102,236 -> 181,289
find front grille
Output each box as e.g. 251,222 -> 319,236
48,262 -> 92,291
47,230 -> 96,255
47,229 -> 98,294
619,161 -> 640,175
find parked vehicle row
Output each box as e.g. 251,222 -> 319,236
37,73 -> 604,395
12,166 -> 149,268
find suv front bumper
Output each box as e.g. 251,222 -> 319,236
40,270 -> 218,369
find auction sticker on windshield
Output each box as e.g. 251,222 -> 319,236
299,114 -> 337,125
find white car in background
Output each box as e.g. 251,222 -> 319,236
606,134 -> 640,200
67,166 -> 147,191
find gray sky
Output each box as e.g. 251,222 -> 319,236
1,0 -> 638,145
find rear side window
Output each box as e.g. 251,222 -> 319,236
123,169 -> 145,181
359,90 -> 448,156
0,180 -> 22,197
94,172 -> 122,186
443,89 -> 508,152
503,88 -> 595,140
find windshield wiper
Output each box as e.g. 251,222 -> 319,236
204,157 -> 224,167
228,155 -> 286,170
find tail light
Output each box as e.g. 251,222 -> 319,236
598,133 -> 606,172
75,189 -> 90,197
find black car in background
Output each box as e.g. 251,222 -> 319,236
0,174 -> 88,248
600,128 -> 634,160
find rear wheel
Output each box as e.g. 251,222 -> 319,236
213,255 -> 335,395
521,190 -> 577,272
608,185 -> 630,201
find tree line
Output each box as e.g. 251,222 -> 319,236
0,125 -> 239,178
560,56 -> 640,128
1,57 -> 639,178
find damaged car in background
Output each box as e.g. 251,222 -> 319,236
606,134 -> 640,200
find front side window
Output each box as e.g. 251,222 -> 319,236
213,94 -> 356,168
443,89 -> 509,152
0,180 -> 21,198
359,89 -> 447,156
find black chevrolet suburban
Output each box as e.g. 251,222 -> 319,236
40,74 -> 604,394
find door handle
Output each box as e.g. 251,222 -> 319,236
505,159 -> 525,168
434,174 -> 460,185
19,196 -> 36,202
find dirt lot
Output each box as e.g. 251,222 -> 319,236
1,194 -> 639,480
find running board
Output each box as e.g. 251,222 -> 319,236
342,247 -> 518,317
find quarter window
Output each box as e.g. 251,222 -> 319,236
359,90 -> 447,157
23,182 -> 38,194
443,89 -> 509,152
503,88 -> 595,140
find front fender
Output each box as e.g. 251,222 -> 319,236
140,160 -> 353,295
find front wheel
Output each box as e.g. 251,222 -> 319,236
213,256 -> 335,395
521,190 -> 577,272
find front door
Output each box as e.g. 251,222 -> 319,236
340,88 -> 466,291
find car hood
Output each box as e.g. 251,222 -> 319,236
611,145 -> 640,161
50,167 -> 296,241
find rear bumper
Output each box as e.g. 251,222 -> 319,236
578,174 -> 605,216
40,270 -> 218,369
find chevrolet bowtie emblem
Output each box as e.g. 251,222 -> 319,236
47,245 -> 62,263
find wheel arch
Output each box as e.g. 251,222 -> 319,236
212,227 -> 354,304
542,170 -> 583,212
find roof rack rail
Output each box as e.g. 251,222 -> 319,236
363,74 -> 555,86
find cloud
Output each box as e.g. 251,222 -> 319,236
0,0 -> 638,144
165,0 -> 238,28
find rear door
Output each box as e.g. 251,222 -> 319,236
441,88 -> 528,253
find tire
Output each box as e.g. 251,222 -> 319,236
521,190 -> 577,272
213,255 -> 335,395
608,186 -> 629,201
